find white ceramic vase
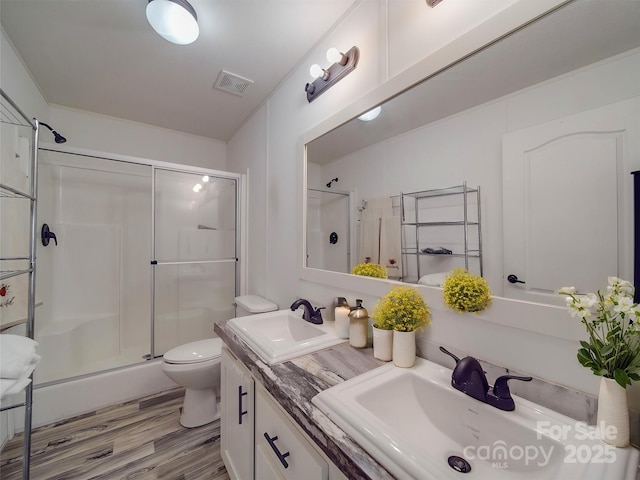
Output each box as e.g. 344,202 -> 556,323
372,326 -> 393,362
392,330 -> 416,368
597,377 -> 630,447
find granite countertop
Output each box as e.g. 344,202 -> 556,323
214,319 -> 395,480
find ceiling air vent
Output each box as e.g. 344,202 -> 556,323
214,70 -> 253,97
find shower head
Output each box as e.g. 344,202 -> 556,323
39,122 -> 67,144
326,177 -> 338,188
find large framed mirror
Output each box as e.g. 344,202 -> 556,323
304,0 -> 640,306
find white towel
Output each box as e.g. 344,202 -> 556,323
359,218 -> 381,264
380,216 -> 402,279
0,334 -> 40,379
418,272 -> 449,287
362,197 -> 393,221
0,374 -> 32,399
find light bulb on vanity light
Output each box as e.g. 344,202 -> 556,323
193,183 -> 202,192
326,47 -> 347,66
202,175 -> 210,183
309,64 -> 329,81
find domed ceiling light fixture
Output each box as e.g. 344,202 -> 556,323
358,106 -> 382,122
146,0 -> 199,45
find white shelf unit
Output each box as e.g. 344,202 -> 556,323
0,88 -> 39,480
399,182 -> 483,283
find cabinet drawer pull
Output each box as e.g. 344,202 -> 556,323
238,385 -> 248,425
264,432 -> 290,468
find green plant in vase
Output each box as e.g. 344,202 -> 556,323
442,268 -> 492,313
372,286 -> 431,332
351,263 -> 388,279
558,277 -> 640,448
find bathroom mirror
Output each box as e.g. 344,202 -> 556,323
304,0 -> 640,305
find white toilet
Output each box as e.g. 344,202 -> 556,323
161,295 -> 277,428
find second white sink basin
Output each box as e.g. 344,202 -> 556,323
227,309 -> 345,364
312,357 -> 639,479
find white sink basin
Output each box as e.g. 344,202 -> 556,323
312,357 -> 639,479
227,309 -> 345,365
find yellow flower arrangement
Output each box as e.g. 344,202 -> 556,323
442,268 -> 492,313
372,286 -> 431,332
351,263 -> 388,279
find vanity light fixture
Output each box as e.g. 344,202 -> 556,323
146,0 -> 199,45
305,46 -> 359,103
358,106 -> 382,122
426,0 -> 444,6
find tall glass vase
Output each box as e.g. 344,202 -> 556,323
597,377 -> 630,447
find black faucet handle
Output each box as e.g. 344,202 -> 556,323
439,346 -> 461,365
493,374 -> 532,399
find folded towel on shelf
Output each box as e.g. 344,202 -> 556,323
0,373 -> 33,399
418,272 -> 450,287
0,334 -> 41,379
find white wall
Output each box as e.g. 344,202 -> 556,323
49,105 -> 226,170
0,29 -> 49,122
227,0 -> 640,408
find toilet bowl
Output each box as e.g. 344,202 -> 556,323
162,295 -> 278,428
162,338 -> 223,428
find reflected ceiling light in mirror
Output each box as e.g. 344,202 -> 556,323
202,175 -> 210,183
305,46 -> 359,102
426,0 -> 444,7
193,183 -> 202,193
146,0 -> 199,45
358,106 -> 382,122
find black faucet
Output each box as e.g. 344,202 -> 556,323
290,299 -> 324,325
440,346 -> 532,411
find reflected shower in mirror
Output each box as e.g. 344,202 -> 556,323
306,187 -> 351,274
304,0 -> 640,306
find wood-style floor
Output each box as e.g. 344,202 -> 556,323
0,388 -> 230,480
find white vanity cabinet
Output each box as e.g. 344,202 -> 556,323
221,344 -> 348,480
221,347 -> 255,480
255,385 -> 329,480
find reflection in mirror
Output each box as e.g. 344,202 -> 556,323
306,187 -> 351,273
305,0 -> 640,306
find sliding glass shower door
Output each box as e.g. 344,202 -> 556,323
152,169 -> 238,357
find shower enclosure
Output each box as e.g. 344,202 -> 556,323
306,188 -> 351,273
34,148 -> 240,385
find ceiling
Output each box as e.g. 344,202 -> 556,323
1,0 -> 357,141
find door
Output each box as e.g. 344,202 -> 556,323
502,98 -> 638,304
152,169 -> 238,356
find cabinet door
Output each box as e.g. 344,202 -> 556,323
255,386 -> 328,480
221,347 -> 254,480
255,443 -> 286,480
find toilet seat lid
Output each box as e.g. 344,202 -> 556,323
163,338 -> 222,364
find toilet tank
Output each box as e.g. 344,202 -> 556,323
234,295 -> 278,317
